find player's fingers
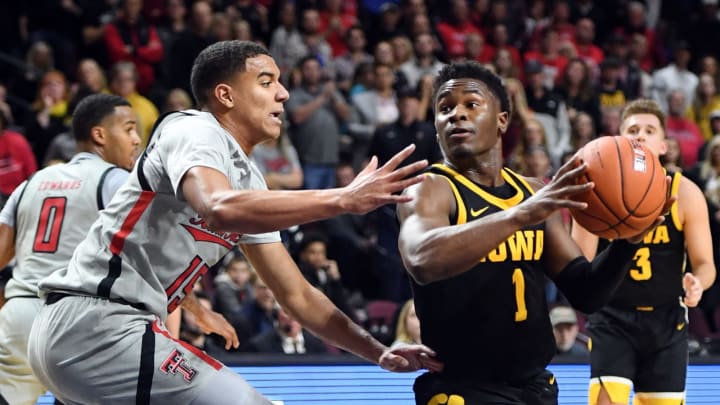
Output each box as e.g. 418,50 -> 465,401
419,355 -> 444,372
380,144 -> 417,172
559,182 -> 594,197
387,174 -> 427,195
554,155 -> 582,177
386,159 -> 428,180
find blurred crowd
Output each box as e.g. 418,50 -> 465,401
3,0 -> 720,359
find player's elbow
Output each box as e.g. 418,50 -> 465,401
402,255 -> 437,286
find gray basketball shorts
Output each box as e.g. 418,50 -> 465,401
28,295 -> 272,405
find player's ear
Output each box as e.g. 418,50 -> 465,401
497,111 -> 509,134
214,83 -> 234,108
90,125 -> 107,146
659,136 -> 669,155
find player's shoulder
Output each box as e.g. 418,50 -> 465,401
160,111 -> 228,143
677,173 -> 705,200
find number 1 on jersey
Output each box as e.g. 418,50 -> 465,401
512,268 -> 528,322
33,197 -> 67,253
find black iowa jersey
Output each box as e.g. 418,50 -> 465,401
412,164 -> 553,383
605,171 -> 685,308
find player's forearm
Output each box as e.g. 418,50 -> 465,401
554,239 -> 638,313
694,263 -> 717,290
204,188 -> 347,234
401,209 -> 526,285
283,287 -> 385,364
0,224 -> 15,269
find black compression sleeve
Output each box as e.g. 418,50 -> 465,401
552,239 -> 639,313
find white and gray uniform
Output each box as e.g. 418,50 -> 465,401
29,111 -> 279,405
0,153 -> 126,405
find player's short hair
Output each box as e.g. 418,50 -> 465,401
620,98 -> 666,132
72,93 -> 131,143
433,61 -> 512,121
190,40 -> 271,106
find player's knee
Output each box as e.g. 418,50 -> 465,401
590,377 -> 631,405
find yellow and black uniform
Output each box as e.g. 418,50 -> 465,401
588,170 -> 688,405
412,164 -> 558,405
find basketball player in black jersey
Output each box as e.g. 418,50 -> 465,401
572,99 -> 716,405
396,61 -> 673,405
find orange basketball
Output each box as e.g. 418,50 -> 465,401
569,136 -> 667,239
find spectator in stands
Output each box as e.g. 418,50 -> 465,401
596,57 -> 627,113
318,0 -> 358,58
269,0 -> 305,82
162,88 -> 193,113
462,32 -> 495,65
225,0 -> 270,43
240,273 -> 278,343
0,111 -> 36,205
75,59 -> 108,94
661,137 -> 685,173
334,26 -> 374,94
688,73 -> 720,141
104,0 -> 164,94
297,232 -> 355,320
521,145 -> 553,181
108,62 -> 158,147
246,307 -> 328,354
286,56 -> 349,189
10,41 -> 55,105
573,18 -> 604,69
367,2 -> 403,51
524,60 -> 571,166
297,8 -> 333,71
435,0 -> 482,60
489,23 -> 522,75
391,35 -> 414,68
549,306 -> 589,357
392,299 -> 421,347
666,89 -> 705,169
25,70 -> 71,165
165,0 -> 215,95
652,40 -> 698,113
250,132 -> 303,190
524,27 -> 569,88
214,255 -> 255,328
626,32 -> 654,100
569,111 -> 596,152
348,63 -> 399,168
556,57 -> 601,128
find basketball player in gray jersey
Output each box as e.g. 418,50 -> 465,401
28,41 -> 442,405
0,94 -> 141,405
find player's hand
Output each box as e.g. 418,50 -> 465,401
624,176 -> 675,244
378,343 -> 444,373
195,309 -> 240,350
683,272 -> 703,307
339,144 -> 428,214
514,155 -> 593,225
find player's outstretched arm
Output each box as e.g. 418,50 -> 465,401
181,144 -> 427,235
241,242 -> 443,373
397,156 -> 592,285
680,177 -> 716,306
0,224 -> 14,270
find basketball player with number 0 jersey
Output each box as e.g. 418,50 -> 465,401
27,41 -> 442,405
572,99 -> 716,405
0,94 -> 140,405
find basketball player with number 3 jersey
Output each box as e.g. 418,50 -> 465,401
27,41 -> 442,405
572,99 -> 716,405
0,94 -> 140,405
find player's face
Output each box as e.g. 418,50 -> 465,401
434,79 -> 508,161
102,105 -> 141,170
620,113 -> 667,157
229,55 -> 289,143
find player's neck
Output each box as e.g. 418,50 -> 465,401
446,156 -> 504,187
214,113 -> 255,156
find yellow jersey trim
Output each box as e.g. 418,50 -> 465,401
431,164 -> 526,210
670,171 -> 682,232
436,174 -> 467,225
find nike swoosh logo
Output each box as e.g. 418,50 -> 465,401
677,322 -> 685,331
470,206 -> 489,217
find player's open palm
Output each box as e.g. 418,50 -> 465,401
195,309 -> 240,350
341,144 -> 428,214
516,156 -> 593,225
379,343 -> 444,373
